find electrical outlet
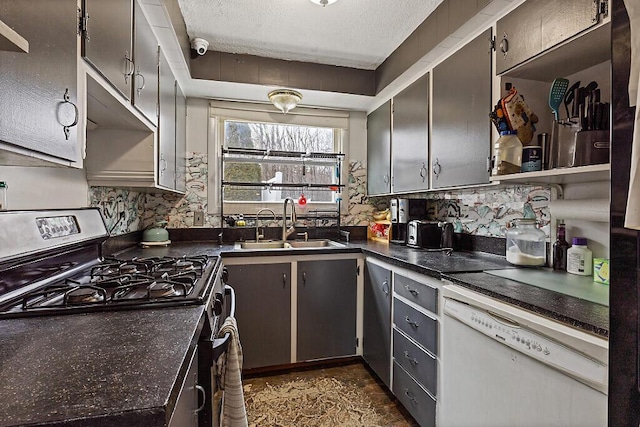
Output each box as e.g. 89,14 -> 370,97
194,211 -> 204,227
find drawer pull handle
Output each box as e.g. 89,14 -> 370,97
195,385 -> 206,413
404,388 -> 418,404
404,351 -> 419,365
404,284 -> 419,296
382,280 -> 389,296
405,316 -> 419,328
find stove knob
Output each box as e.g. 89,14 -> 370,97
222,267 -> 229,283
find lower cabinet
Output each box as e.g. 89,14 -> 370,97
168,348 -> 200,427
363,260 -> 392,387
393,361 -> 436,427
363,257 -> 441,427
297,259 -> 358,361
225,263 -> 292,369
223,255 -> 360,370
392,270 -> 439,427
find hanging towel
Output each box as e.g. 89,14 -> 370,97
624,0 -> 640,229
216,316 -> 248,427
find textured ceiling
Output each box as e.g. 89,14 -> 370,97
177,0 -> 444,70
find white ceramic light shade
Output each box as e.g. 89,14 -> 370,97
268,89 -> 303,114
309,0 -> 338,6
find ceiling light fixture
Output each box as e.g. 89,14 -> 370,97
268,89 -> 303,114
309,0 -> 338,6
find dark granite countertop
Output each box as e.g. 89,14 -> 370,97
443,272 -> 609,337
0,306 -> 205,426
2,237 -> 604,426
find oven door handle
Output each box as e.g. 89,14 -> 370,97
211,284 -> 236,362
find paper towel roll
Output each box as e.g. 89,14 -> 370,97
549,199 -> 610,222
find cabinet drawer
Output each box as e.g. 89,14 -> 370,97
394,298 -> 437,355
393,362 -> 436,427
394,274 -> 438,314
393,328 -> 436,396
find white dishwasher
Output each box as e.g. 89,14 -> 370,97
440,284 -> 608,427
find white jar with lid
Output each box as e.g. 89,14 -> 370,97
505,218 -> 546,266
493,130 -> 523,176
567,237 -> 593,276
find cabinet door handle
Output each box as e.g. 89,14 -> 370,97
160,154 -> 167,175
499,32 -> 509,59
302,271 -> 306,286
404,284 -> 419,296
124,51 -> 135,83
282,273 -> 287,288
404,388 -> 418,404
135,71 -> 146,97
405,316 -> 419,328
432,158 -> 441,180
61,89 -> 79,140
403,351 -> 419,365
381,280 -> 389,296
195,385 -> 206,413
419,162 -> 427,182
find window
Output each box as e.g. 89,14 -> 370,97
223,120 -> 342,205
208,101 -> 350,216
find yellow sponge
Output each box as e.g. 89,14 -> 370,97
593,258 -> 609,285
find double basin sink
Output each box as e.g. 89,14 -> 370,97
234,239 -> 345,250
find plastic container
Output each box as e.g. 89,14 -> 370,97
505,218 -> 546,266
552,222 -> 571,271
567,238 -> 593,276
0,181 -> 7,211
493,130 -> 523,176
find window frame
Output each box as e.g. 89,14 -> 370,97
207,101 -> 350,217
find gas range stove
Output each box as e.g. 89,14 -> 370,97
0,209 -> 221,319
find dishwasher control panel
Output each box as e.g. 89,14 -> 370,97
444,298 -> 608,392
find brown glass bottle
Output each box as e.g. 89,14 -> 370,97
553,223 -> 571,271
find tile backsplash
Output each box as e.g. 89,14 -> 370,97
89,155 -> 550,240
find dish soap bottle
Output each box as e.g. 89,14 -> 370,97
552,222 -> 571,271
566,238 -> 593,276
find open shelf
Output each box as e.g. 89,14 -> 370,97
0,19 -> 28,53
489,163 -> 610,185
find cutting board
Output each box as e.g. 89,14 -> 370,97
485,268 -> 609,307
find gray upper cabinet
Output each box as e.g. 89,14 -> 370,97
82,0 -> 133,99
297,259 -> 358,361
431,28 -> 492,189
132,0 -> 158,125
392,73 -> 429,193
496,0 -> 604,74
0,0 -> 80,163
225,263 -> 292,369
175,83 -> 187,193
363,260 -> 392,387
367,100 -> 392,196
158,48 -> 177,189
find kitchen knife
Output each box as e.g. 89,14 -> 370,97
564,81 -> 581,119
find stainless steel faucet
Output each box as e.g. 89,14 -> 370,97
255,208 -> 276,241
282,197 -> 297,241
